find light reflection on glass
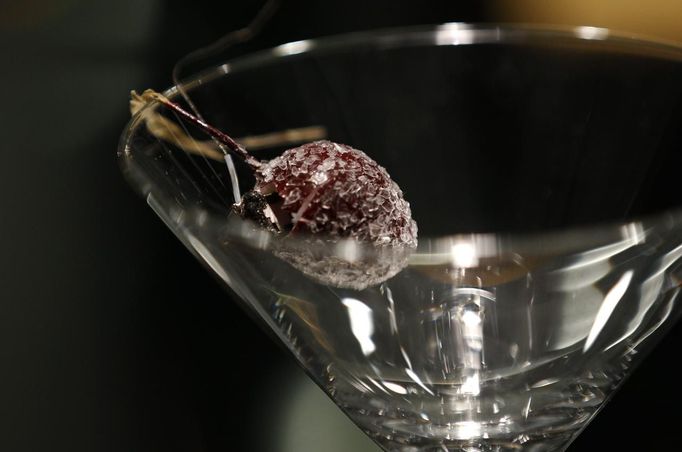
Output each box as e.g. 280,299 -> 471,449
456,420 -> 482,440
605,243 -> 682,350
405,368 -> 434,395
341,297 -> 376,356
451,242 -> 478,268
435,23 -> 478,46
383,381 -> 408,395
274,39 -> 314,56
460,374 -> 481,396
584,270 -> 634,352
574,26 -> 609,40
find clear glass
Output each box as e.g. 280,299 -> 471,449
119,24 -> 682,451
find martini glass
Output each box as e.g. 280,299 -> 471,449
119,24 -> 682,451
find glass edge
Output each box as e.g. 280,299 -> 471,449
174,22 -> 682,89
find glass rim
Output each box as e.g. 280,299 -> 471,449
120,23 -> 682,255
168,22 -> 682,92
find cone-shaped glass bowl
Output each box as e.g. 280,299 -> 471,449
119,25 -> 682,451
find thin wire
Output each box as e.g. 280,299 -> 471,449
172,112 -> 235,204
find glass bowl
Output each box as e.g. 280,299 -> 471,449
119,24 -> 682,451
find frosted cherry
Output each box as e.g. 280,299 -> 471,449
136,90 -> 417,289
249,140 -> 417,247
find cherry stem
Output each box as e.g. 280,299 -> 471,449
140,90 -> 261,169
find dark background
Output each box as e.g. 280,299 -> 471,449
2,1 -> 681,450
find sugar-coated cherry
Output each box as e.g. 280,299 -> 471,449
137,90 -> 417,289
248,140 -> 417,248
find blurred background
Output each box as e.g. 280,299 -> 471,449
3,1 -> 682,450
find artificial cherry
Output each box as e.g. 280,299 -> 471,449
135,90 -> 417,289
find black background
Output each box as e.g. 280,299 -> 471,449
2,1 -> 681,450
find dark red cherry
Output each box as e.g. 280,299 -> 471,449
140,90 -> 417,288
249,140 -> 417,248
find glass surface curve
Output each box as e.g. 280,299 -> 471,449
119,24 -> 682,451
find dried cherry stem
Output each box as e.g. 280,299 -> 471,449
136,89 -> 262,169
130,92 -> 326,161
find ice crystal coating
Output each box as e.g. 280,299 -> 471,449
246,140 -> 417,290
255,140 -> 418,248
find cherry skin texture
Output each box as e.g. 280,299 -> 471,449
254,140 -> 417,249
